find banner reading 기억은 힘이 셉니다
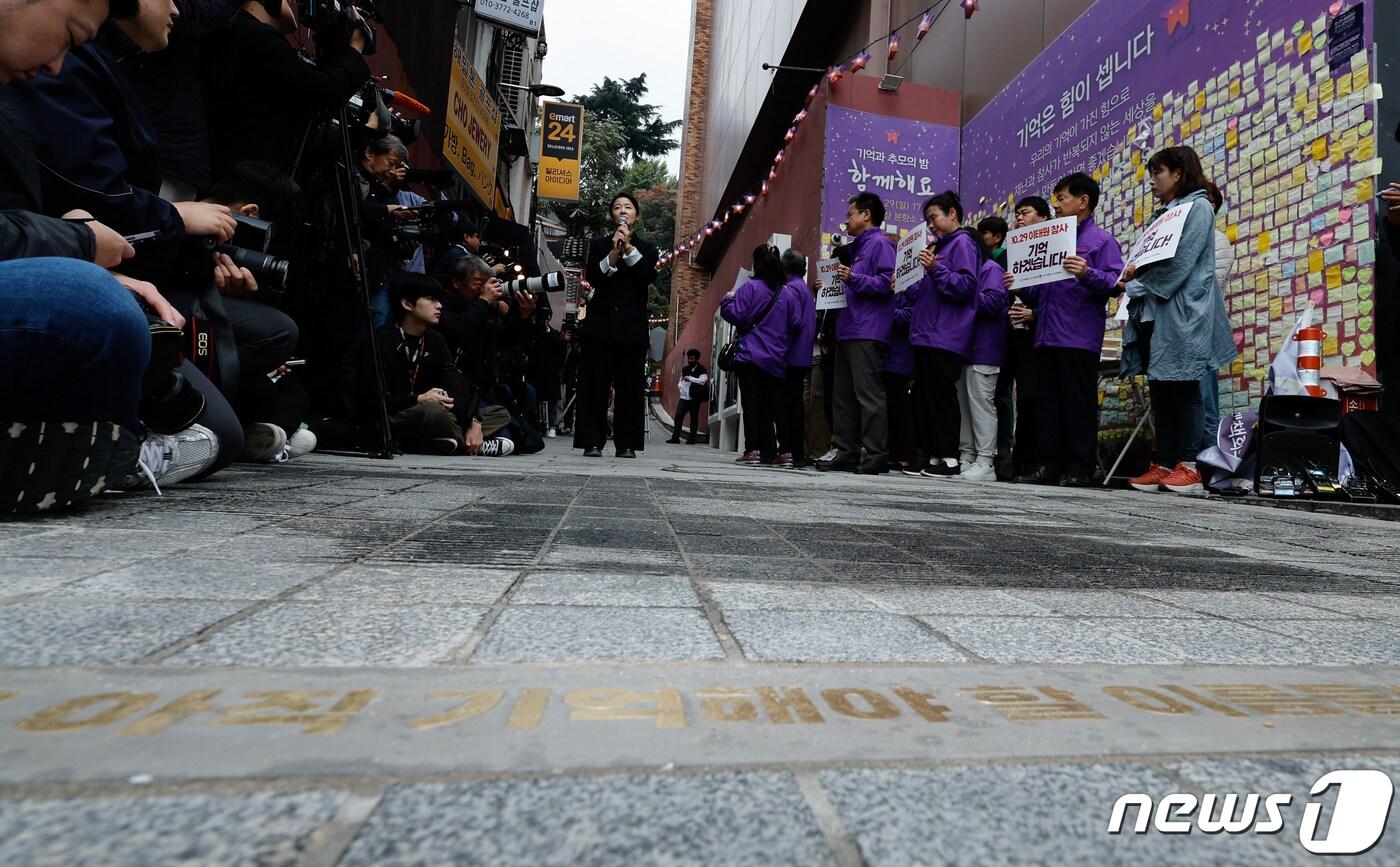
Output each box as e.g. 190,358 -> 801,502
960,0 -> 1379,424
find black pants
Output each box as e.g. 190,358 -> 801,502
1138,322 -> 1204,467
778,366 -> 809,459
182,361 -> 243,479
882,372 -> 915,466
672,396 -> 703,441
832,339 -> 888,461
996,328 -> 1037,470
738,364 -> 784,461
913,346 -> 963,463
1032,346 -> 1100,475
573,338 -> 647,452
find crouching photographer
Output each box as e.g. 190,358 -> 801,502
0,0 -> 238,509
364,275 -> 514,457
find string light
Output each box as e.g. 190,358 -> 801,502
960,0 -> 979,19
916,10 -> 934,40
826,64 -> 845,85
887,32 -> 901,61
850,52 -> 871,73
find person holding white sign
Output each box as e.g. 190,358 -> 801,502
1009,173 -> 1124,488
903,191 -> 983,478
1117,147 -> 1237,495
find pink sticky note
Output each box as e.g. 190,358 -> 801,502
1310,288 -> 1326,305
1339,206 -> 1353,222
1329,0 -> 1343,12
1227,117 -> 1239,130
1320,228 -> 1336,246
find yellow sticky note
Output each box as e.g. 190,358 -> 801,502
1320,79 -> 1335,103
1195,92 -> 1206,110
1355,137 -> 1376,161
1357,178 -> 1374,202
1226,129 -> 1239,149
1324,335 -> 1340,356
1153,103 -> 1164,121
1309,251 -> 1325,273
1180,121 -> 1192,139
1299,32 -> 1313,54
1191,114 -> 1203,133
1131,150 -> 1141,167
1295,92 -> 1309,113
1229,80 -> 1242,99
1312,137 -> 1329,161
1269,297 -> 1284,318
1257,231 -> 1271,253
1338,73 -> 1354,98
1134,164 -> 1146,182
1326,264 -> 1342,288
1354,66 -> 1370,90
1226,224 -> 1239,243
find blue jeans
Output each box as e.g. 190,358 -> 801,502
0,258 -> 149,429
1198,369 -> 1220,452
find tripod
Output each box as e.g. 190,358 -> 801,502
291,105 -> 396,460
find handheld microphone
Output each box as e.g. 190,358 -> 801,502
616,215 -> 630,250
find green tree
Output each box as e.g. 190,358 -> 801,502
574,74 -> 681,162
635,180 -> 677,314
575,109 -> 629,235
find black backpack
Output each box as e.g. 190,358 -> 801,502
1341,411 -> 1400,503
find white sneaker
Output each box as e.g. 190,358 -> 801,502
478,437 -> 515,457
819,447 -> 838,462
241,423 -> 286,462
546,428 -> 558,438
117,425 -> 219,493
287,426 -> 317,459
959,461 -> 997,482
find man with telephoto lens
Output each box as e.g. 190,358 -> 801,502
574,192 -> 657,459
202,0 -> 371,180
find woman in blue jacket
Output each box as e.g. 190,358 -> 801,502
1120,146 -> 1237,494
720,244 -> 800,466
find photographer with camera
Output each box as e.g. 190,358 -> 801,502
432,219 -> 508,284
355,134 -> 417,326
0,0 -> 160,512
202,0 -> 371,179
366,273 -> 514,457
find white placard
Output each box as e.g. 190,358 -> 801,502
892,229 -> 930,294
1006,216 -> 1077,289
1120,201 -> 1193,278
814,258 -> 847,310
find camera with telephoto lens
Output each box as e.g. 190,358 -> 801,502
500,271 -> 565,299
297,0 -> 378,53
345,83 -> 420,143
829,233 -> 853,266
201,213 -> 291,291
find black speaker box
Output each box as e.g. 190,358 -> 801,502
1255,395 -> 1342,480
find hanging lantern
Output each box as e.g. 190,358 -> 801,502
850,51 -> 870,73
827,64 -> 845,85
916,10 -> 934,41
960,0 -> 979,19
887,32 -> 901,62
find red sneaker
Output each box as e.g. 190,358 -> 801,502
1128,462 -> 1171,492
1161,462 -> 1204,494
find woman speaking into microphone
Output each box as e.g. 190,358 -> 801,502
573,192 -> 658,458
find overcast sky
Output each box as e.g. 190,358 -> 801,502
543,0 -> 691,177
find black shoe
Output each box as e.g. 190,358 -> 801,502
686,438 -> 697,445
857,458 -> 890,475
920,462 -> 961,477
665,438 -> 681,444
1015,465 -> 1060,485
583,447 -> 602,458
616,448 -> 637,458
1059,467 -> 1094,487
815,454 -> 859,472
1,420 -> 140,514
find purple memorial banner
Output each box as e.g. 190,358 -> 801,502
821,106 -> 959,243
961,0 -> 1380,419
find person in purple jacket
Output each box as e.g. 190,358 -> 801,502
904,192 -> 982,478
720,244 -> 800,466
957,257 -> 1009,481
816,192 -> 897,474
1010,172 -> 1124,487
882,288 -> 917,471
776,248 -> 817,468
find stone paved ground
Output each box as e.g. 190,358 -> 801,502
3,418 -> 1400,865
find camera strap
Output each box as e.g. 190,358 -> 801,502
187,284 -> 241,400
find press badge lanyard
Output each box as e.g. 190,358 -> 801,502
399,328 -> 426,393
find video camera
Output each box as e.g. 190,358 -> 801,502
202,213 -> 291,291
345,82 -> 423,143
829,233 -> 854,266
297,0 -> 379,54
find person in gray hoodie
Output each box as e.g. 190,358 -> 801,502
1119,146 -> 1237,495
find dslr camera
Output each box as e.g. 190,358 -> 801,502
297,0 -> 378,53
500,271 -> 565,299
202,213 -> 291,292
